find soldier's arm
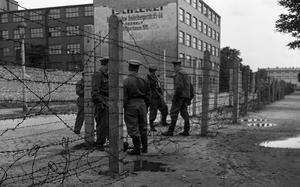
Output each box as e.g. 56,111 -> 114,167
123,79 -> 129,108
174,73 -> 184,97
91,73 -> 102,104
144,79 -> 150,108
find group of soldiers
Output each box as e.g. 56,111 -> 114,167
74,58 -> 194,155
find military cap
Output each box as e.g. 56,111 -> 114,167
149,65 -> 157,72
100,57 -> 109,65
172,60 -> 182,66
128,60 -> 141,71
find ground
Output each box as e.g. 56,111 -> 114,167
1,92 -> 300,187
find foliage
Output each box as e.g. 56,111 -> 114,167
276,0 -> 300,49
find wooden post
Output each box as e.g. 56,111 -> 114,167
244,66 -> 249,115
83,25 -> 95,144
201,51 -> 210,136
272,78 -> 276,102
229,68 -> 233,106
108,15 -> 124,174
232,58 -> 240,123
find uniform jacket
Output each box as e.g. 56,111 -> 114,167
174,67 -> 193,99
146,73 -> 163,99
91,68 -> 108,105
123,72 -> 150,108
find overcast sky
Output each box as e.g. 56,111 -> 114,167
17,0 -> 300,71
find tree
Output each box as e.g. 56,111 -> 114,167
219,47 -> 242,93
276,0 -> 300,49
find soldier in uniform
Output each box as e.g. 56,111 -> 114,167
162,60 -> 194,136
123,60 -> 150,155
146,65 -> 169,132
74,74 -> 84,134
92,58 -> 109,151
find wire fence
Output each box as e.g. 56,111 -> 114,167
0,3 -> 297,186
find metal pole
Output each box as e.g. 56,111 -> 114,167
21,35 -> 28,113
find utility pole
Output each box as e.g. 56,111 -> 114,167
18,22 -> 28,114
163,49 -> 166,101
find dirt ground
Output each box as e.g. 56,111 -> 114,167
1,92 -> 300,187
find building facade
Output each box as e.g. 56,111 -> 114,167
0,0 -> 18,12
94,0 -> 221,113
262,67 -> 300,87
0,4 -> 93,70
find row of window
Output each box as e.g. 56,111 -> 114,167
0,26 -> 81,39
179,52 -> 219,70
179,8 -> 220,41
183,0 -> 220,26
178,31 -> 220,57
0,43 -> 81,57
0,6 -> 93,23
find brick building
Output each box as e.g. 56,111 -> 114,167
0,0 -> 18,12
0,4 -> 93,70
262,67 -> 300,87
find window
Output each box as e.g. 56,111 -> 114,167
213,30 -> 216,40
192,0 -> 197,8
216,16 -> 220,26
13,29 -> 20,39
192,57 -> 197,68
208,27 -> 212,37
212,13 -> 216,23
14,46 -> 20,57
203,5 -> 207,16
198,0 -> 202,13
185,34 -> 191,47
212,46 -> 216,56
208,44 -> 212,53
49,45 -> 62,55
203,42 -> 207,51
13,12 -> 24,22
178,31 -> 185,44
216,48 -> 220,57
66,26 -> 80,36
49,9 -> 60,19
30,11 -> 42,21
185,12 -> 191,25
1,30 -> 9,39
84,6 -> 94,16
208,9 -> 212,20
192,16 -> 197,29
192,36 -> 197,48
216,32 -> 220,41
67,44 -> 80,54
179,53 -> 185,61
198,39 -> 203,51
179,8 -> 184,22
186,55 -> 191,67
66,7 -> 79,18
198,20 -> 203,32
49,27 -> 61,37
203,24 -> 207,35
198,76 -> 202,88
185,0 -> 191,4
1,48 -> 10,57
1,14 -> 8,23
31,28 -> 43,38
197,58 -> 203,69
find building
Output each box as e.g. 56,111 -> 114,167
0,4 -> 93,70
0,0 -> 18,12
262,67 -> 300,87
94,0 -> 221,113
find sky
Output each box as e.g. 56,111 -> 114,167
17,0 -> 300,71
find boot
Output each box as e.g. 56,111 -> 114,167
160,115 -> 169,126
149,122 -> 157,132
162,120 -> 176,136
141,134 -> 148,153
127,136 -> 141,155
179,120 -> 190,136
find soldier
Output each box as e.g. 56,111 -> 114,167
146,65 -> 169,132
162,60 -> 194,136
74,74 -> 84,135
123,60 -> 150,155
92,58 -> 109,151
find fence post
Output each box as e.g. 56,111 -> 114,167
201,51 -> 210,136
83,25 -> 95,144
232,58 -> 240,123
108,15 -> 124,175
243,66 -> 249,115
229,68 -> 233,106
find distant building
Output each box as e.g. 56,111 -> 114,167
0,0 -> 18,12
0,4 -> 93,70
261,67 -> 300,87
94,0 -> 221,112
